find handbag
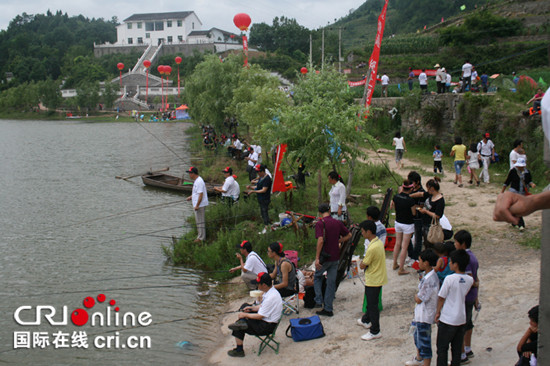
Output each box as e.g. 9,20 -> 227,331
427,217 -> 444,244
285,315 -> 325,342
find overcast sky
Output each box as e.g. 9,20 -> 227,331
0,0 -> 366,32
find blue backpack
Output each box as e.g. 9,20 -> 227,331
285,315 -> 325,342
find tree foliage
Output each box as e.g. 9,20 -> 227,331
260,68 -> 364,172
0,11 -> 116,87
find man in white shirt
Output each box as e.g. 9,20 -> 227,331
477,133 -> 495,183
381,72 -> 389,97
230,240 -> 268,289
214,166 -> 240,203
245,146 -> 259,181
435,64 -> 444,94
419,69 -> 428,94
461,60 -> 473,93
186,167 -> 209,242
227,272 -> 283,357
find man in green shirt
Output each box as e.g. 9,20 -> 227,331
358,220 -> 388,341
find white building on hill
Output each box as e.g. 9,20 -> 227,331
115,11 -> 203,46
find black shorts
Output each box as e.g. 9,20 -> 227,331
465,300 -> 475,330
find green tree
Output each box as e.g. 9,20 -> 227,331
259,68 -> 365,202
76,82 -> 100,111
101,81 -> 118,109
38,78 -> 62,110
183,54 -> 242,130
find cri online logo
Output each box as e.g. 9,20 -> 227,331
14,294 -> 152,327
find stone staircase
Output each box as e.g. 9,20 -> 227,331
132,44 -> 163,73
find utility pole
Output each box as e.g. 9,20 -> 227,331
321,29 -> 325,70
329,27 -> 346,73
309,33 -> 312,68
338,27 -> 343,73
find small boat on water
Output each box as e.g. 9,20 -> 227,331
141,173 -> 217,195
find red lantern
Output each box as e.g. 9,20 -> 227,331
300,67 -> 308,74
164,65 -> 172,75
233,13 -> 251,31
158,65 -> 165,74
117,62 -> 124,71
175,56 -> 182,64
230,34 -> 235,39
143,60 -> 151,68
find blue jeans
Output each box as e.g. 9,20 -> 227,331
454,160 -> 465,175
414,322 -> 433,359
313,260 -> 338,312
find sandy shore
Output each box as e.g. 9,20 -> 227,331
208,150 -> 542,366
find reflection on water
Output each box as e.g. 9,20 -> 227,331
0,120 -> 226,365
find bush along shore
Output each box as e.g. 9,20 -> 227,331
162,125 -> 399,276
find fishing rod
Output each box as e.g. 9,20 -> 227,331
364,136 -> 402,186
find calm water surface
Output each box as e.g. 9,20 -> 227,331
0,120 -> 225,365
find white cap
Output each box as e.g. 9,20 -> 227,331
515,158 -> 526,167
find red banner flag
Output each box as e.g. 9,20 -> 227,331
364,0 -> 389,109
271,144 -> 287,193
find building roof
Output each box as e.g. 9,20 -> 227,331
124,11 -> 194,22
188,28 -> 237,38
188,30 -> 210,36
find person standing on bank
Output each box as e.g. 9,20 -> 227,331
314,203 -> 351,317
393,131 -> 406,169
247,164 -> 272,234
381,72 -> 390,97
328,171 -> 347,222
477,133 -> 495,184
230,240 -> 268,290
357,220 -> 388,341
186,167 -> 209,243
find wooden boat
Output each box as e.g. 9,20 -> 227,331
141,173 -> 218,195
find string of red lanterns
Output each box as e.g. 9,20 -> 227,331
175,56 -> 182,98
143,60 -> 151,106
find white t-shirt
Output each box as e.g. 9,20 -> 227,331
381,75 -> 389,85
329,181 -> 347,212
192,176 -> 209,208
471,70 -> 478,82
258,286 -> 283,323
233,139 -> 243,150
221,175 -> 240,199
462,63 -> 473,77
509,150 -> 520,170
446,73 -> 452,85
244,251 -> 267,275
415,270 -> 440,324
477,139 -> 495,156
438,273 -> 474,326
247,151 -> 259,167
419,73 -> 427,85
435,68 -> 443,82
393,137 -> 404,149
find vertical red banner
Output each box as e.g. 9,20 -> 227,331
242,35 -> 249,67
271,144 -> 287,193
364,0 -> 389,110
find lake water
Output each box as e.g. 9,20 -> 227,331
0,120 -> 225,365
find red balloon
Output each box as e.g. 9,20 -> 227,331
157,65 -> 165,74
300,67 -> 308,74
117,62 -> 124,71
175,56 -> 182,64
233,13 -> 251,31
164,65 -> 172,75
143,60 -> 151,68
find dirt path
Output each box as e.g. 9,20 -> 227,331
208,149 -> 541,366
